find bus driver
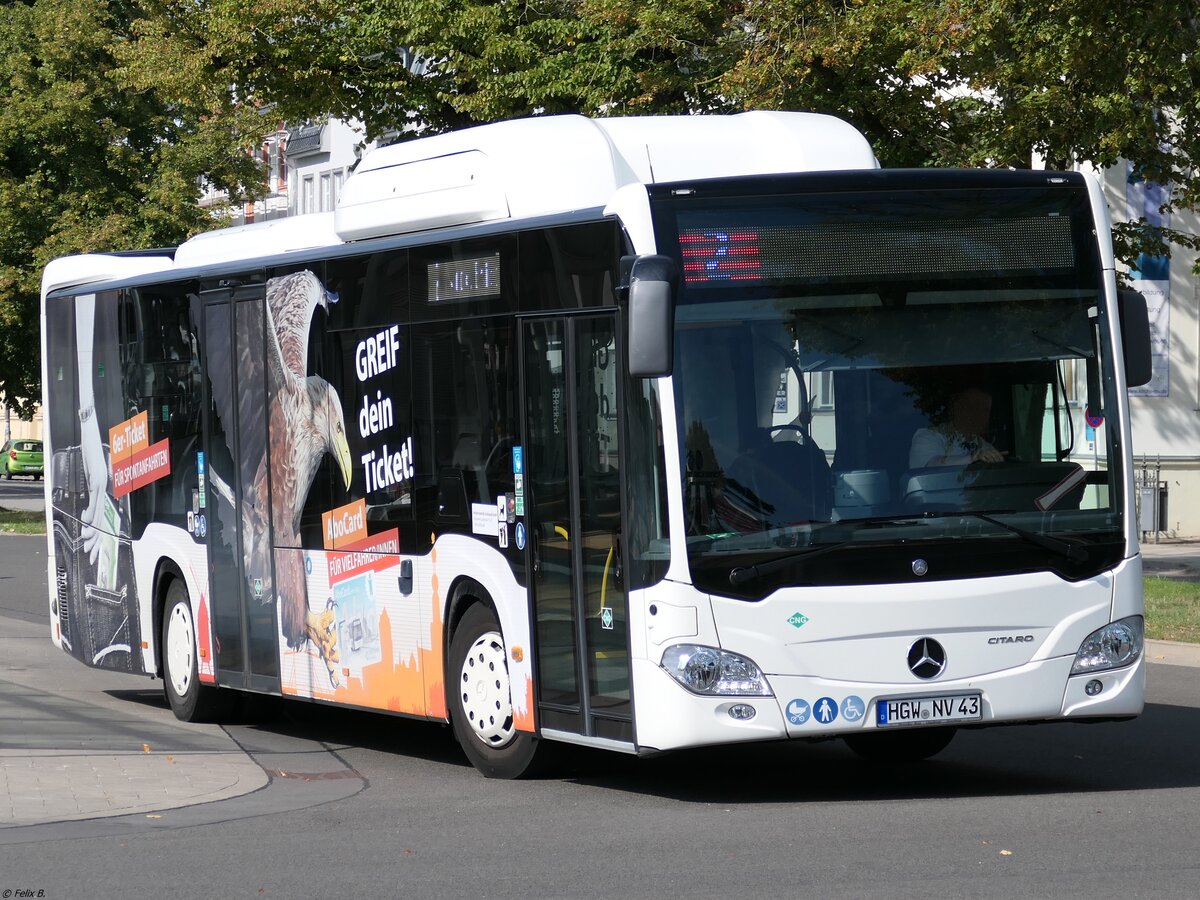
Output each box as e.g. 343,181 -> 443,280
909,385 -> 1007,469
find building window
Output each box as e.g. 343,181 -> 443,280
812,371 -> 835,410
266,141 -> 281,194
303,176 -> 315,214
276,139 -> 287,194
332,169 -> 345,209
320,172 -> 332,212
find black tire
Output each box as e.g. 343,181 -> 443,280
448,602 -> 542,778
161,579 -> 228,722
844,726 -> 957,762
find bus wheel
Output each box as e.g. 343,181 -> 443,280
162,579 -> 223,722
843,726 -> 957,762
449,603 -> 540,778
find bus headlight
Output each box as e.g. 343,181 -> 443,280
660,644 -> 773,697
1071,616 -> 1143,675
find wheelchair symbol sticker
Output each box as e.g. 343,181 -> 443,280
840,695 -> 865,722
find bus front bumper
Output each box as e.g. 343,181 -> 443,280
632,655 -> 1144,753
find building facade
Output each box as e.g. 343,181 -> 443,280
1099,166 -> 1200,537
285,118 -> 376,217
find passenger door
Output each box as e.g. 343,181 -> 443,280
200,285 -> 279,692
521,314 -> 634,747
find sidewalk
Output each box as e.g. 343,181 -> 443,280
0,614 -> 268,829
0,749 -> 265,826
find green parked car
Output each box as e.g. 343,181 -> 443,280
1,438 -> 43,479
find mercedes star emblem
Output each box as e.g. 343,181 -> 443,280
907,638 -> 947,679
912,558 -> 929,576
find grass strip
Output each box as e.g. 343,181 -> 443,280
1143,576 -> 1200,644
0,506 -> 44,534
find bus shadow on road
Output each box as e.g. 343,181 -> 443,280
102,690 -> 1199,801
563,700 -> 1200,802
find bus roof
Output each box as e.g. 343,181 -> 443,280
43,112 -> 877,295
40,253 -> 176,302
335,112 -> 877,241
172,212 -> 341,269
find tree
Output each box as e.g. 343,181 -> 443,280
715,0 -> 1200,263
119,0 -> 1199,265
115,0 -> 741,141
0,0 -> 264,415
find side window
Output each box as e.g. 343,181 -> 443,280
44,295 -> 81,520
122,287 -> 203,532
326,250 -> 409,330
411,318 -> 519,554
519,222 -> 619,312
624,374 -> 670,588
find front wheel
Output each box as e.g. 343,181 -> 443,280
448,602 -> 541,778
161,579 -> 226,722
843,726 -> 957,762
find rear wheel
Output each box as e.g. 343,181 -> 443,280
843,726 -> 957,762
449,602 -> 541,778
161,579 -> 226,722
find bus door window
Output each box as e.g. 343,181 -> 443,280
575,317 -> 630,716
411,318 -> 518,551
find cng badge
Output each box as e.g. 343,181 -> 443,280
788,612 -> 809,629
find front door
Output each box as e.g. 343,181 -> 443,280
522,314 -> 633,745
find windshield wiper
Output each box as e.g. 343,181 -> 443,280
961,511 -> 1089,563
848,510 -> 1088,562
729,540 -> 852,587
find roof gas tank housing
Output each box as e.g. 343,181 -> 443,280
334,112 -> 878,242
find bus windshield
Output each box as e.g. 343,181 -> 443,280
653,177 -> 1124,598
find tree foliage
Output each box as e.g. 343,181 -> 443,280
714,1 -> 1200,263
120,1 -> 1200,250
0,0 -> 263,414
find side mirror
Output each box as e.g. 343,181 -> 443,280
626,255 -> 676,378
1118,289 -> 1152,388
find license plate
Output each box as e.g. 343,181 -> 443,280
876,693 -> 982,727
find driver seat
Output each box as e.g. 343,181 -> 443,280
727,434 -> 832,526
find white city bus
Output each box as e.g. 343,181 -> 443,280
41,113 -> 1152,777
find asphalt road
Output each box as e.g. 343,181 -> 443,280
0,476 -> 45,513
1,536 -> 1198,899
